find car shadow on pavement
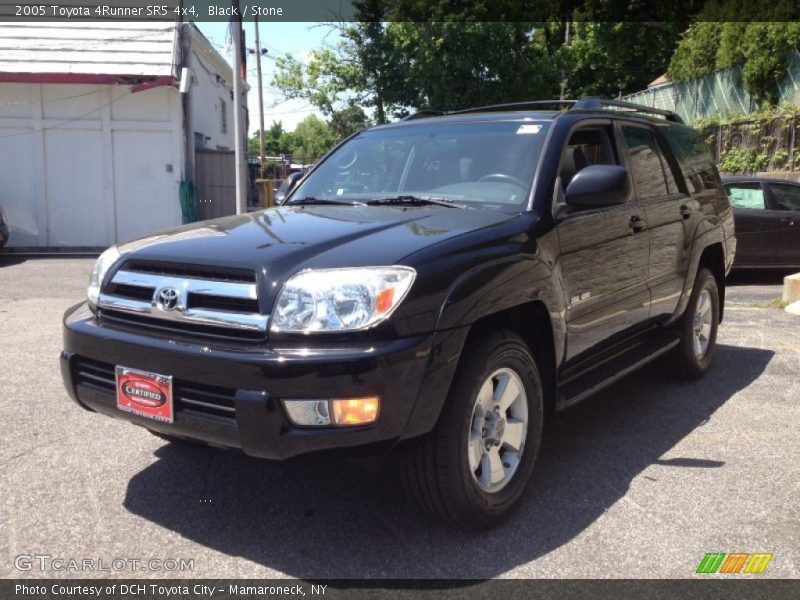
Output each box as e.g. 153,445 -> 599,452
123,343 -> 773,578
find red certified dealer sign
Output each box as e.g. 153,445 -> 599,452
115,366 -> 174,423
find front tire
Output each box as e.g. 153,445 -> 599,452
669,267 -> 720,380
400,330 -> 544,529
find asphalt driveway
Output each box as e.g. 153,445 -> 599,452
1,258 -> 797,579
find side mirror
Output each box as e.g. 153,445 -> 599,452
565,165 -> 630,208
276,171 -> 304,204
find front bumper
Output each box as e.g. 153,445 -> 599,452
62,303 -> 466,460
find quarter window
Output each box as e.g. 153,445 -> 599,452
658,124 -> 718,193
725,184 -> 766,210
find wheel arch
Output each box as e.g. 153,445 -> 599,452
459,300 -> 558,422
696,242 -> 726,322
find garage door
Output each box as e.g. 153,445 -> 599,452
113,130 -> 178,244
0,83 -> 182,248
45,128 -> 108,246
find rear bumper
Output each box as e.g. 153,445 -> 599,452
61,302 -> 466,460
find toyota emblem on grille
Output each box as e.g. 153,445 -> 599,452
156,287 -> 180,311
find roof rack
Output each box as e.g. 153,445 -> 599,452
571,98 -> 683,123
400,97 -> 683,124
402,109 -> 448,121
449,100 -> 578,114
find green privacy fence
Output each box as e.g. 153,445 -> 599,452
623,50 -> 800,123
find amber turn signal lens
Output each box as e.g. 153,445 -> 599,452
331,397 -> 380,426
375,287 -> 395,314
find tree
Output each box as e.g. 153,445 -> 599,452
668,21 -> 800,106
289,115 -> 338,162
248,120 -> 294,157
272,2 -> 698,118
273,47 -> 360,117
386,22 -> 559,112
329,104 -> 371,139
565,22 -> 687,97
666,21 -> 722,83
273,2 -> 396,122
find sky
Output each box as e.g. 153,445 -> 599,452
196,21 -> 339,133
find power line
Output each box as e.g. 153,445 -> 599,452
0,86 -> 111,107
0,89 -> 132,140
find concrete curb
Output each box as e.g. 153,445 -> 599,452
783,273 -> 800,303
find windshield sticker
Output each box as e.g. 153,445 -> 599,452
516,124 -> 542,135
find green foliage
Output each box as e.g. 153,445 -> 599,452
273,1 -> 694,117
696,104 -> 800,173
290,115 -> 338,162
717,147 -> 770,173
668,21 -> 800,106
772,149 -> 789,169
666,22 -> 722,82
273,2 -> 397,123
693,103 -> 800,130
273,47 -> 361,117
248,121 -> 295,157
329,105 -> 371,139
249,117 -> 340,163
565,22 -> 686,97
386,21 -> 559,112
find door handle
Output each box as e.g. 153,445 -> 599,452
781,217 -> 796,227
629,215 -> 647,233
680,204 -> 692,220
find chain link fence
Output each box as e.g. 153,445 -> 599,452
623,50 -> 800,123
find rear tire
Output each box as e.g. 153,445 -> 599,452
669,267 -> 719,380
400,330 -> 544,530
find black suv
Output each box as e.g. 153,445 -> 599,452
61,98 -> 735,529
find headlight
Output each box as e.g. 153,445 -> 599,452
87,246 -> 122,306
271,266 -> 416,333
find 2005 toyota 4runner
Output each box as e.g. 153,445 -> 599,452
61,98 -> 735,529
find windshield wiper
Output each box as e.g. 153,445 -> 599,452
289,197 -> 366,206
366,195 -> 468,209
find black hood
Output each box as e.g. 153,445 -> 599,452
118,205 -> 519,285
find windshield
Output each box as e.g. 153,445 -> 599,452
289,120 -> 550,210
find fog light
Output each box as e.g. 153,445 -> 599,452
282,397 -> 380,427
283,399 -> 331,426
331,397 -> 380,426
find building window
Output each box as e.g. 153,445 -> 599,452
220,98 -> 228,135
194,132 -> 205,148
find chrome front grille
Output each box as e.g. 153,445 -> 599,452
97,261 -> 267,338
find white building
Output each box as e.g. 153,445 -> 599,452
0,22 -> 246,248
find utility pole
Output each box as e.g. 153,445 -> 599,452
231,0 -> 247,215
254,15 -> 266,179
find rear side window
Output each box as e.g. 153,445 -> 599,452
725,184 -> 766,209
658,124 -> 720,193
620,124 -> 676,199
770,183 -> 800,211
